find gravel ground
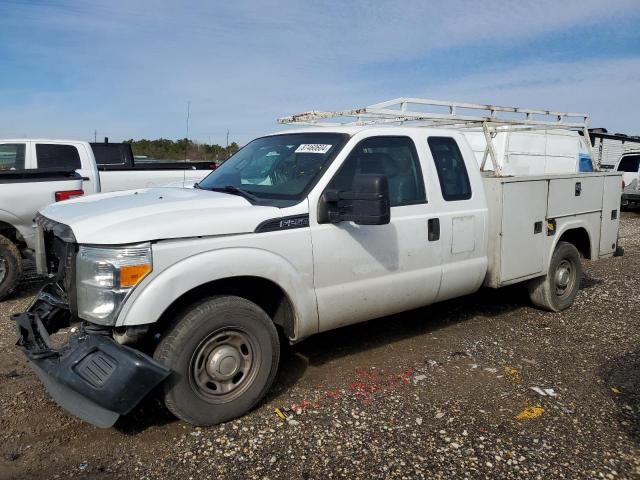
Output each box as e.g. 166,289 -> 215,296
1,212 -> 639,479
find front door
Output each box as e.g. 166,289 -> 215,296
310,135 -> 444,332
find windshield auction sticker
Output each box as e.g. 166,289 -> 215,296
295,144 -> 332,154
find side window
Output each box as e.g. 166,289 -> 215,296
618,155 -> 640,172
36,144 -> 81,169
428,137 -> 472,201
328,136 -> 426,207
0,143 -> 26,171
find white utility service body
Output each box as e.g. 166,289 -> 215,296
14,98 -> 623,429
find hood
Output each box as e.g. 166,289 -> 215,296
39,187 -> 282,245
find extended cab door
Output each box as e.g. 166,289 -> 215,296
423,136 -> 488,300
309,135 -> 444,332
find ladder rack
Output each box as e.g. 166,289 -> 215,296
277,97 -> 595,176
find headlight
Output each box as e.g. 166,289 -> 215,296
76,243 -> 152,325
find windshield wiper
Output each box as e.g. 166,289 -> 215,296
210,185 -> 259,203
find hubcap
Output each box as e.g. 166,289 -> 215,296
190,328 -> 258,403
206,345 -> 242,380
554,259 -> 574,297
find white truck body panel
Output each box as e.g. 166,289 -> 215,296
41,187 -> 280,245
463,129 -> 591,176
482,171 -> 620,288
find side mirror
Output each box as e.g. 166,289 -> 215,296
318,173 -> 390,225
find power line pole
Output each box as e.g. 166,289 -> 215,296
94,129 -> 97,142
186,101 -> 191,140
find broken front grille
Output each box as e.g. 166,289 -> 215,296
34,213 -> 78,312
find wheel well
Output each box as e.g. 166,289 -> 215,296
558,227 -> 591,259
0,221 -> 20,244
155,276 -> 296,340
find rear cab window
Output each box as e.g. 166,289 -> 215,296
0,143 -> 26,171
90,143 -> 131,167
35,144 -> 81,170
428,137 -> 472,201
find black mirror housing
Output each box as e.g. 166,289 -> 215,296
318,173 -> 390,225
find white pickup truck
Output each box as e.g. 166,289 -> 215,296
0,169 -> 84,298
12,99 -> 623,428
611,151 -> 640,208
0,139 -> 213,299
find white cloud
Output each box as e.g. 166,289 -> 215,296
0,0 -> 638,142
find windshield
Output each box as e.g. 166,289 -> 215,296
198,133 -> 348,200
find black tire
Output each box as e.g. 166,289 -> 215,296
154,295 -> 280,426
0,234 -> 22,301
528,241 -> 582,312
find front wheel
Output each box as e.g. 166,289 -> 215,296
154,295 -> 280,426
528,241 -> 582,312
0,235 -> 23,301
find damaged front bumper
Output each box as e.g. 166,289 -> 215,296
12,284 -> 170,428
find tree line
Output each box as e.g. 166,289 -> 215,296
124,138 -> 240,162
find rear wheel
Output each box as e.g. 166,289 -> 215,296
154,295 -> 280,426
0,235 -> 22,301
528,241 -> 582,312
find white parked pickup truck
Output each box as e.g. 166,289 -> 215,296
611,150 -> 640,208
0,169 -> 84,298
0,139 -> 213,299
12,99 -> 623,428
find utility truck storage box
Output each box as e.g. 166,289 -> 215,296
483,171 -> 621,288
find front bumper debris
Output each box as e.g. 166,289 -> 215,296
12,284 -> 170,428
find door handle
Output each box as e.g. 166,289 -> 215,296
428,218 -> 440,242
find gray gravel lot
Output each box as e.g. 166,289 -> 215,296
1,212 -> 639,479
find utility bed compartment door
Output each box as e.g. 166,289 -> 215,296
500,181 -> 548,281
547,176 -> 603,217
599,175 -> 622,256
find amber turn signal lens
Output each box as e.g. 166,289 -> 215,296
119,264 -> 151,288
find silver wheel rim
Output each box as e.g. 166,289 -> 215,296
554,259 -> 575,298
189,328 -> 259,403
0,256 -> 7,284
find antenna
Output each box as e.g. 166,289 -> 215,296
184,100 -> 191,184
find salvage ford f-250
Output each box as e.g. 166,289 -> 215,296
12,98 -> 623,428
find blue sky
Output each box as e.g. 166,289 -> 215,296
1,0 -> 639,145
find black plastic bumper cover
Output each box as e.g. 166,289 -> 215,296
12,288 -> 170,428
